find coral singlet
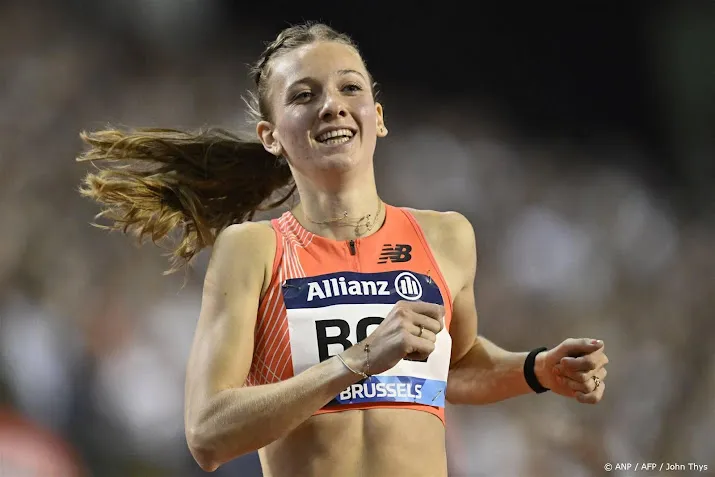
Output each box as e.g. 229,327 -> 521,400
246,204 -> 453,425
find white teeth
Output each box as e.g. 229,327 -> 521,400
323,136 -> 351,145
316,129 -> 354,142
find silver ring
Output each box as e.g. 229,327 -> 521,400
417,325 -> 424,338
593,376 -> 601,390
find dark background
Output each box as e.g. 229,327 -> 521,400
0,1 -> 713,476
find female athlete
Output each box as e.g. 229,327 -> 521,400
76,22 -> 609,477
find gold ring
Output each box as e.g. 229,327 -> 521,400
417,325 -> 424,338
593,376 -> 601,390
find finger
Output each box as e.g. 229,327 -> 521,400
564,377 -> 590,394
559,372 -> 591,393
405,334 -> 435,361
563,367 -> 608,394
404,301 -> 445,323
567,364 -> 607,384
554,352 -> 608,376
560,354 -> 600,372
412,313 -> 442,335
559,338 -> 604,357
575,381 -> 605,404
405,351 -> 430,361
411,323 -> 437,343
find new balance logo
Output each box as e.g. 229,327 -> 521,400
378,244 -> 412,264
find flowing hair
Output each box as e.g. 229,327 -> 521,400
76,22 -> 366,274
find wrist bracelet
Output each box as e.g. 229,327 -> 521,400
524,347 -> 550,394
336,354 -> 368,379
336,344 -> 371,380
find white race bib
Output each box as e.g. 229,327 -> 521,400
282,270 -> 451,408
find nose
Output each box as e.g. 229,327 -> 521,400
319,91 -> 348,120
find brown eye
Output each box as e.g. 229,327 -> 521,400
342,83 -> 362,93
292,91 -> 313,102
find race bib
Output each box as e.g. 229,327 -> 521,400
282,270 -> 452,408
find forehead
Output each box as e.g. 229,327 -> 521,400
269,41 -> 367,90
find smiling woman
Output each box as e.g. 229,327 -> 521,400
75,21 -> 609,477
255,39 -> 386,191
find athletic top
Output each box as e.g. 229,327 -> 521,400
245,203 -> 454,425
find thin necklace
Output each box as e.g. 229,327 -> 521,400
305,200 -> 383,237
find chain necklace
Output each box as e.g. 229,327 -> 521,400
305,200 -> 383,237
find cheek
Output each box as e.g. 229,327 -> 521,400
278,110 -> 312,149
357,104 -> 378,134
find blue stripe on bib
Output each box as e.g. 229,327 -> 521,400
326,375 -> 447,408
282,270 -> 444,309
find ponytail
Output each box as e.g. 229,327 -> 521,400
76,23 -> 371,274
76,127 -> 294,273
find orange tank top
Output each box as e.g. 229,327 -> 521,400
246,204 -> 453,425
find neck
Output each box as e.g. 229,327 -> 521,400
292,175 -> 384,241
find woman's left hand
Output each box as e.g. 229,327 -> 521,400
535,338 -> 609,404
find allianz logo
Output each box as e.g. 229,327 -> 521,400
306,272 -> 423,302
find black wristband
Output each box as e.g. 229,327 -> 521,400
524,347 -> 550,394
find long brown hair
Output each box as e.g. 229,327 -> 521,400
76,22 -> 366,273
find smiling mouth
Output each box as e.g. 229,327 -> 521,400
315,128 -> 355,145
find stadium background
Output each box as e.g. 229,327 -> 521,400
0,1 -> 713,476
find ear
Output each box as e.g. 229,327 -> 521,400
256,120 -> 283,156
375,102 -> 388,137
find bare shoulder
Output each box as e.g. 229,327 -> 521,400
206,220 -> 276,295
212,220 -> 275,259
403,208 -> 476,260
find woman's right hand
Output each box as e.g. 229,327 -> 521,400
341,300 -> 445,376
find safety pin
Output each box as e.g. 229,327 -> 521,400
431,389 -> 443,403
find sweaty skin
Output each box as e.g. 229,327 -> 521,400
258,210 -> 467,477
184,37 -> 578,477
184,209 -> 477,477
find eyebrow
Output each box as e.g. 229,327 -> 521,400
286,69 -> 366,90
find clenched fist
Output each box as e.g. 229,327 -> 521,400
340,300 -> 445,376
535,338 -> 609,404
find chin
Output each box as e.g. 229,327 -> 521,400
313,152 -> 363,172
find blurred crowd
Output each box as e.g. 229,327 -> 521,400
0,2 -> 713,477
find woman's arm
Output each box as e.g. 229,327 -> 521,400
183,222 -> 364,471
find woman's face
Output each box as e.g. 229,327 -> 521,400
257,41 -> 387,179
